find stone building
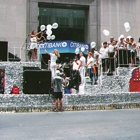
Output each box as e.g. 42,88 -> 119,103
0,0 -> 140,61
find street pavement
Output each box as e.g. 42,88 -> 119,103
0,109 -> 140,140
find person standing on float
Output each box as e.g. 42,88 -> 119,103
30,30 -> 42,61
44,48 -> 60,79
77,52 -> 86,84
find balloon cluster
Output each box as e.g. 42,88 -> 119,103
74,47 -> 86,54
40,23 -> 58,40
103,22 -> 131,38
75,48 -> 79,54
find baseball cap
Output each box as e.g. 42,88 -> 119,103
56,70 -> 60,74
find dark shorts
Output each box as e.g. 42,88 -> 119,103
129,51 -> 136,59
54,92 -> 63,100
102,58 -> 108,67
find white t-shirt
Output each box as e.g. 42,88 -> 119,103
92,51 -> 99,64
73,60 -> 79,70
99,47 -> 109,59
127,43 -> 136,52
108,44 -> 115,53
80,56 -> 86,67
30,37 -> 37,42
117,42 -> 125,49
87,57 -> 93,68
50,53 -> 57,63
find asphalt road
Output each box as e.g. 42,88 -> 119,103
0,109 -> 140,140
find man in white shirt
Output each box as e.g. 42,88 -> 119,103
116,37 -> 128,67
77,52 -> 86,84
90,48 -> 99,84
99,42 -> 109,72
108,41 -> 117,73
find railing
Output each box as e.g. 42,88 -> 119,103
8,42 -> 30,62
7,43 -> 140,76
100,49 -> 140,75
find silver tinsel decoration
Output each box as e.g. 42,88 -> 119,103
0,62 -> 136,95
0,62 -> 41,94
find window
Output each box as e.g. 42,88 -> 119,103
38,5 -> 87,42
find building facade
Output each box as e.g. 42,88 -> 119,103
0,0 -> 140,61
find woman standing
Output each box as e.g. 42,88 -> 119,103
44,48 -> 60,79
85,52 -> 94,84
30,30 -> 42,61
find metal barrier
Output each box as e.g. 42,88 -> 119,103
100,49 -> 140,75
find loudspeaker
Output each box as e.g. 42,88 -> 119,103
23,70 -> 51,94
38,70 -> 51,94
0,41 -> 8,61
23,66 -> 40,71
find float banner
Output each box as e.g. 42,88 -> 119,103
38,40 -> 90,54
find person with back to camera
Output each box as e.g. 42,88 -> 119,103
30,30 -> 42,61
52,70 -> 63,112
43,48 -> 60,80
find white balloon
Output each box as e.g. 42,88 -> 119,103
125,26 -> 130,32
46,29 -> 52,35
120,34 -> 124,38
52,23 -> 58,29
75,48 -> 79,54
81,47 -> 85,52
127,36 -> 131,39
40,25 -> 45,31
47,24 -> 52,30
47,35 -> 51,40
124,22 -> 130,27
103,30 -> 110,36
51,35 -> 55,40
91,42 -> 96,48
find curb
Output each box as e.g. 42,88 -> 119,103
1,102 -> 140,113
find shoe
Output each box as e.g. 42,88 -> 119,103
94,82 -> 97,85
54,109 -> 59,112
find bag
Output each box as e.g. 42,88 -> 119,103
64,88 -> 71,94
12,86 -> 19,94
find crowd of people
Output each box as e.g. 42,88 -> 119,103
99,36 -> 139,73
